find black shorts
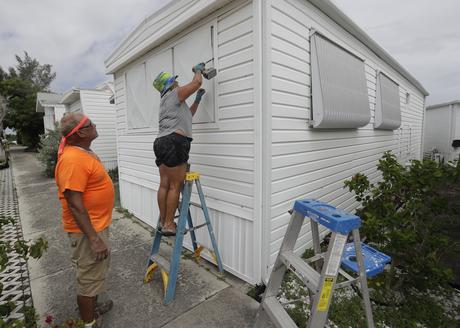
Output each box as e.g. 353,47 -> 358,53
153,133 -> 192,167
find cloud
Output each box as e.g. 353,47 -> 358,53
331,0 -> 460,105
0,0 -> 171,93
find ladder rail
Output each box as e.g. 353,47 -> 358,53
164,180 -> 193,304
254,199 -> 378,328
195,179 -> 224,273
145,170 -> 224,305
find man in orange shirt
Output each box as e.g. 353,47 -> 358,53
55,113 -> 114,328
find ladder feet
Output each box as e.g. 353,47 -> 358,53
144,262 -> 158,283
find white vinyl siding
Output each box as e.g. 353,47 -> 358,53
454,107 -> 460,140
80,90 -> 118,170
107,0 -> 426,284
423,103 -> 460,162
375,73 -> 401,130
68,100 -> 82,113
113,1 -> 257,282
54,105 -> 66,124
266,0 -> 425,277
43,107 -> 55,131
310,32 -> 370,129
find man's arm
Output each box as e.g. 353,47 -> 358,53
177,72 -> 203,103
189,89 -> 206,117
63,189 -> 108,261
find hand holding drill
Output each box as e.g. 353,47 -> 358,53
192,60 -> 217,80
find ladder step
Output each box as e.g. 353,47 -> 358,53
150,254 -> 170,273
262,296 -> 298,328
178,201 -> 202,209
280,251 -> 320,292
184,222 -> 208,233
189,201 -> 203,209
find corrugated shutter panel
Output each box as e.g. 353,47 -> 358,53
174,23 -> 215,124
310,33 -> 370,128
375,73 -> 401,130
126,63 -> 148,128
146,49 -> 173,131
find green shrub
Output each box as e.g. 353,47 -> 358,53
344,152 -> 458,294
108,166 -> 119,182
37,127 -> 60,178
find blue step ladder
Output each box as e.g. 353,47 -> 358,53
254,199 -> 391,328
144,171 -> 224,304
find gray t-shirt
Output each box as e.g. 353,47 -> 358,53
158,89 -> 192,138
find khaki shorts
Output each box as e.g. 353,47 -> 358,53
68,228 -> 110,297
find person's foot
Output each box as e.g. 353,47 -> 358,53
84,314 -> 103,327
161,222 -> 177,236
96,299 -> 113,315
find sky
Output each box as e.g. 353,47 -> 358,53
0,0 -> 459,105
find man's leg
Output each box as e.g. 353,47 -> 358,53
77,295 -> 96,323
157,165 -> 170,227
163,163 -> 187,232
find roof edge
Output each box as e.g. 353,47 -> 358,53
105,0 -> 231,74
309,0 -> 428,96
426,100 -> 460,110
105,0 -> 429,97
61,89 -> 81,105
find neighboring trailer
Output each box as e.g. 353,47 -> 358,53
60,83 -> 118,170
36,92 -> 66,132
423,101 -> 460,162
105,0 -> 428,283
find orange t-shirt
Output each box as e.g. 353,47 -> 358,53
55,146 -> 114,233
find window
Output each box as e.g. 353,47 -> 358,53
310,32 -> 370,128
374,73 -> 401,130
173,23 -> 216,124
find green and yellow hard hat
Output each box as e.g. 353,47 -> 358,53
153,71 -> 178,96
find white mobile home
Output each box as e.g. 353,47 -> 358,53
60,83 -> 118,170
36,92 -> 66,132
105,0 -> 428,284
423,101 -> 460,162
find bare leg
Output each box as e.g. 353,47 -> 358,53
163,164 -> 187,231
77,295 -> 96,323
157,165 -> 170,227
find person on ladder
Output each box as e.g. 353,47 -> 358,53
152,63 -> 206,236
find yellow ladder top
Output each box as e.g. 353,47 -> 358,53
185,172 -> 200,181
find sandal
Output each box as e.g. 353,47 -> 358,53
161,222 -> 177,236
96,299 -> 114,315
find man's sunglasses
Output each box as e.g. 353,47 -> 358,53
79,120 -> 94,130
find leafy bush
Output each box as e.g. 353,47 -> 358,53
344,152 -> 459,294
107,167 -> 119,183
37,127 -> 60,178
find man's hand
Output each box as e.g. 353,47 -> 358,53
192,62 -> 205,74
194,88 -> 206,103
89,235 -> 109,261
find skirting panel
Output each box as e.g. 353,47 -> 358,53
119,179 -> 256,283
